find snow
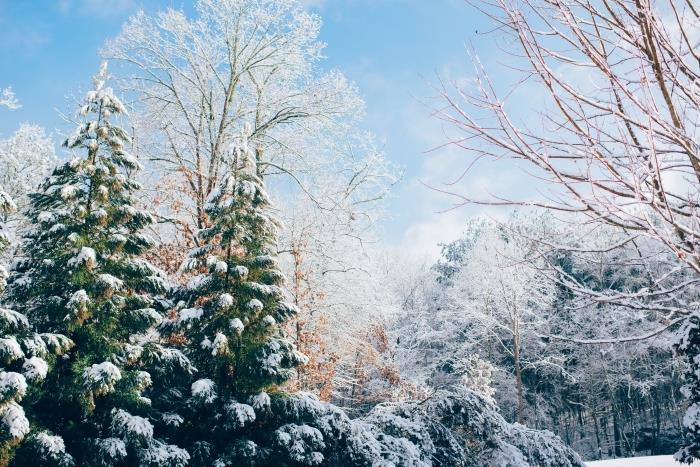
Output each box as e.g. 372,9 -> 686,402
262,315 -> 276,326
83,361 -> 122,395
232,265 -> 249,279
247,299 -> 264,311
111,408 -> 154,442
59,184 -> 78,200
22,356 -> 48,381
0,401 -> 29,439
587,457 -> 700,466
135,371 -> 152,391
35,431 -> 67,455
191,378 -> 217,404
230,318 -> 245,335
224,401 -> 256,429
0,308 -> 29,331
178,307 -> 203,324
250,391 -> 271,411
0,337 -> 25,362
68,246 -> 97,269
96,273 -> 124,291
67,289 -> 90,313
161,412 -> 184,427
39,333 -> 74,355
94,437 -> 127,460
219,293 -> 234,308
212,332 -> 229,356
214,261 -> 228,274
138,440 -> 190,466
0,372 -> 27,400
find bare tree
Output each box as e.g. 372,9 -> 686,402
436,0 -> 700,459
103,0 -> 375,237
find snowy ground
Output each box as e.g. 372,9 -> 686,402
587,456 -> 699,466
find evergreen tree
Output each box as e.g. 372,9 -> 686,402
675,316 -> 700,463
3,63 -> 189,466
160,125 -> 307,464
0,188 -> 75,466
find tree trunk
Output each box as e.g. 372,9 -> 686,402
514,337 -> 524,424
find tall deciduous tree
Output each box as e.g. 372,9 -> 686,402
4,63 -> 188,466
437,0 -> 700,459
103,0 -> 383,237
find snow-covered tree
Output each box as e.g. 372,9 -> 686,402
0,184 -> 74,466
158,125 -> 306,463
104,0 -> 396,254
0,124 -> 56,213
278,200 -> 404,407
449,218 -> 556,423
392,215 -> 686,460
3,63 -> 188,466
437,0 -> 700,458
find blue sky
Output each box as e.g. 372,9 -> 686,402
0,0 -> 522,258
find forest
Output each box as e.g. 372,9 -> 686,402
0,0 -> 698,465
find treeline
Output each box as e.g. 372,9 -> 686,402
386,214 -> 686,461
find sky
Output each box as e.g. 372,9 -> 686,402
0,0 -> 525,259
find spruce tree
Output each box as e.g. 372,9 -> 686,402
160,125 -> 307,464
0,188 -> 75,466
3,63 -> 189,466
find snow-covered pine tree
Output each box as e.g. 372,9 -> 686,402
3,63 -> 189,466
675,316 -> 700,462
160,125 -> 307,464
0,188 -> 75,466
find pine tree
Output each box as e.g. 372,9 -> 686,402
160,125 -> 307,464
0,188 -> 75,466
3,63 -> 189,466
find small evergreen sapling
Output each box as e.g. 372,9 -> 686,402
4,63 -> 188,466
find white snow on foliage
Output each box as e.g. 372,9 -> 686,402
224,401 -> 256,429
179,308 -> 203,324
35,431 -> 68,455
22,356 -> 48,381
230,318 -> 245,335
0,337 -> 24,362
96,274 -> 124,291
0,372 -> 27,401
139,440 -> 190,466
0,401 -> 29,439
161,412 -> 184,427
214,261 -> 228,274
274,424 -> 325,466
94,437 -> 127,460
262,315 -> 275,326
83,361 -> 122,396
191,378 -> 217,404
218,293 -> 234,308
247,299 -> 263,311
111,408 -> 153,443
0,308 -> 28,331
67,289 -> 90,313
68,246 -> 96,269
250,392 -> 271,411
212,332 -> 228,356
